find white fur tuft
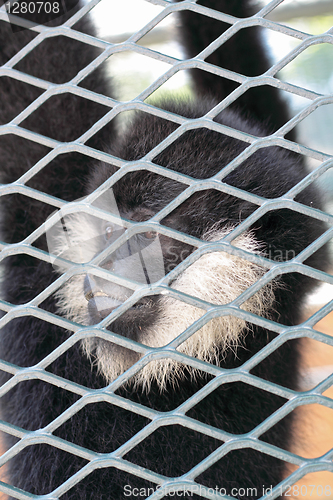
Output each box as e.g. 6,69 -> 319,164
132,229 -> 275,390
55,221 -> 276,391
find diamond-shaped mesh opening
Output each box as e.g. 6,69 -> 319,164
187,382 -> 287,433
21,93 -> 110,141
0,135 -> 51,182
145,71 -> 193,102
138,13 -> 184,57
105,51 -> 173,101
25,152 -> 97,198
124,424 -> 223,476
155,129 -> 249,175
281,44 -> 333,94
112,112 -> 180,161
250,337 -> 304,388
54,402 -> 150,453
45,341 -> 113,388
197,449 -> 291,493
14,36 -> 103,84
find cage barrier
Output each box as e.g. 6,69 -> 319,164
0,0 -> 333,499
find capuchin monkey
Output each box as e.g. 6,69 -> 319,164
0,0 -> 328,498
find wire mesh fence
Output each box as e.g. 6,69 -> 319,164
0,0 -> 333,499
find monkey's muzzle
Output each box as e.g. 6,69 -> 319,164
84,274 -> 124,320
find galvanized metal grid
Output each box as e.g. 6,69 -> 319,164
0,0 -> 333,498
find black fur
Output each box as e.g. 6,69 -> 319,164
0,1 -> 328,499
177,0 -> 296,140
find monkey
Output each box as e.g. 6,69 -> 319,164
0,0 -> 329,499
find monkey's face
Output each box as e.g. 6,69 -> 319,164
46,179 -> 273,389
47,187 -> 191,324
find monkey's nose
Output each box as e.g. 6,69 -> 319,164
84,274 -> 123,321
101,258 -> 114,271
84,274 -> 107,301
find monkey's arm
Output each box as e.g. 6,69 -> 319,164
0,0 -> 114,244
177,0 -> 294,138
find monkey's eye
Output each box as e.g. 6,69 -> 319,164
143,231 -> 157,240
105,226 -> 113,240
